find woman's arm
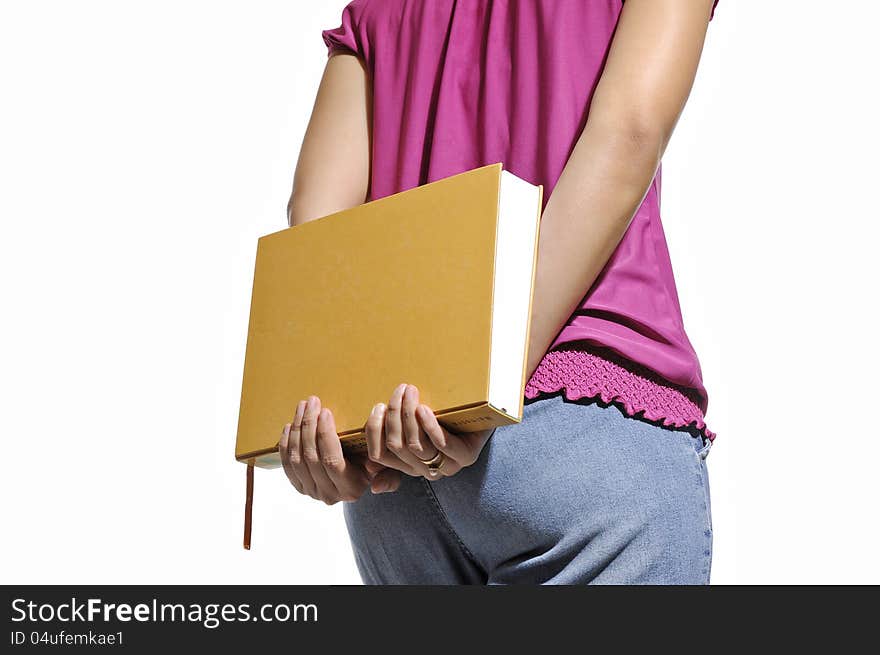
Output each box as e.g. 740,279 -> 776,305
524,0 -> 716,382
287,52 -> 371,226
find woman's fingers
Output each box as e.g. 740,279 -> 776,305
417,404 -> 474,468
365,398 -> 419,476
287,390 -> 490,496
316,407 -> 369,502
378,384 -> 419,471
279,422 -> 303,493
283,389 -> 492,497
365,402 -> 388,463
362,456 -> 387,479
382,383 -> 407,453
369,467 -> 402,494
363,384 -> 426,476
402,384 -> 435,458
300,396 -> 340,504
279,418 -> 291,470
287,400 -> 317,496
283,396 -> 404,503
384,384 -> 436,476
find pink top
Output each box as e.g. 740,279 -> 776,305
322,0 -> 719,441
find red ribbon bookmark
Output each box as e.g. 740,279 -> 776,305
243,463 -> 254,550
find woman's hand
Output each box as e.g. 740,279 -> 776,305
366,383 -> 496,483
280,395 -> 401,504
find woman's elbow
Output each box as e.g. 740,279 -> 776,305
599,116 -> 668,166
286,182 -> 368,228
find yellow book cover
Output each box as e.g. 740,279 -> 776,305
236,163 -> 542,470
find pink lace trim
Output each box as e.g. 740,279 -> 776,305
524,348 -> 716,441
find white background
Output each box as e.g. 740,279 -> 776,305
1,1 -> 878,585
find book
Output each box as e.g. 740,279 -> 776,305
236,162 -> 542,473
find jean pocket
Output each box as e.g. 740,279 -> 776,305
696,435 -> 712,460
680,430 -> 712,461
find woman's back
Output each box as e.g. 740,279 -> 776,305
324,0 -> 715,425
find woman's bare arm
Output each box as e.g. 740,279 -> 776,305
524,0 -> 716,382
287,52 -> 371,227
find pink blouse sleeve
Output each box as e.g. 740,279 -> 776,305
622,0 -> 719,21
321,0 -> 370,59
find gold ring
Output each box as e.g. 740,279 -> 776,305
416,450 -> 444,469
427,453 -> 445,477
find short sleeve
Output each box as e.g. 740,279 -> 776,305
321,0 -> 369,59
622,0 -> 719,22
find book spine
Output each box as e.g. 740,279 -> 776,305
439,404 -> 514,432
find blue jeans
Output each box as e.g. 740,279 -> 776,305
343,393 -> 713,584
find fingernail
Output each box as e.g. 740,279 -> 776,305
371,482 -> 388,494
372,403 -> 385,416
398,383 -> 408,394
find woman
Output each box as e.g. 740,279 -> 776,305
279,0 -> 719,584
